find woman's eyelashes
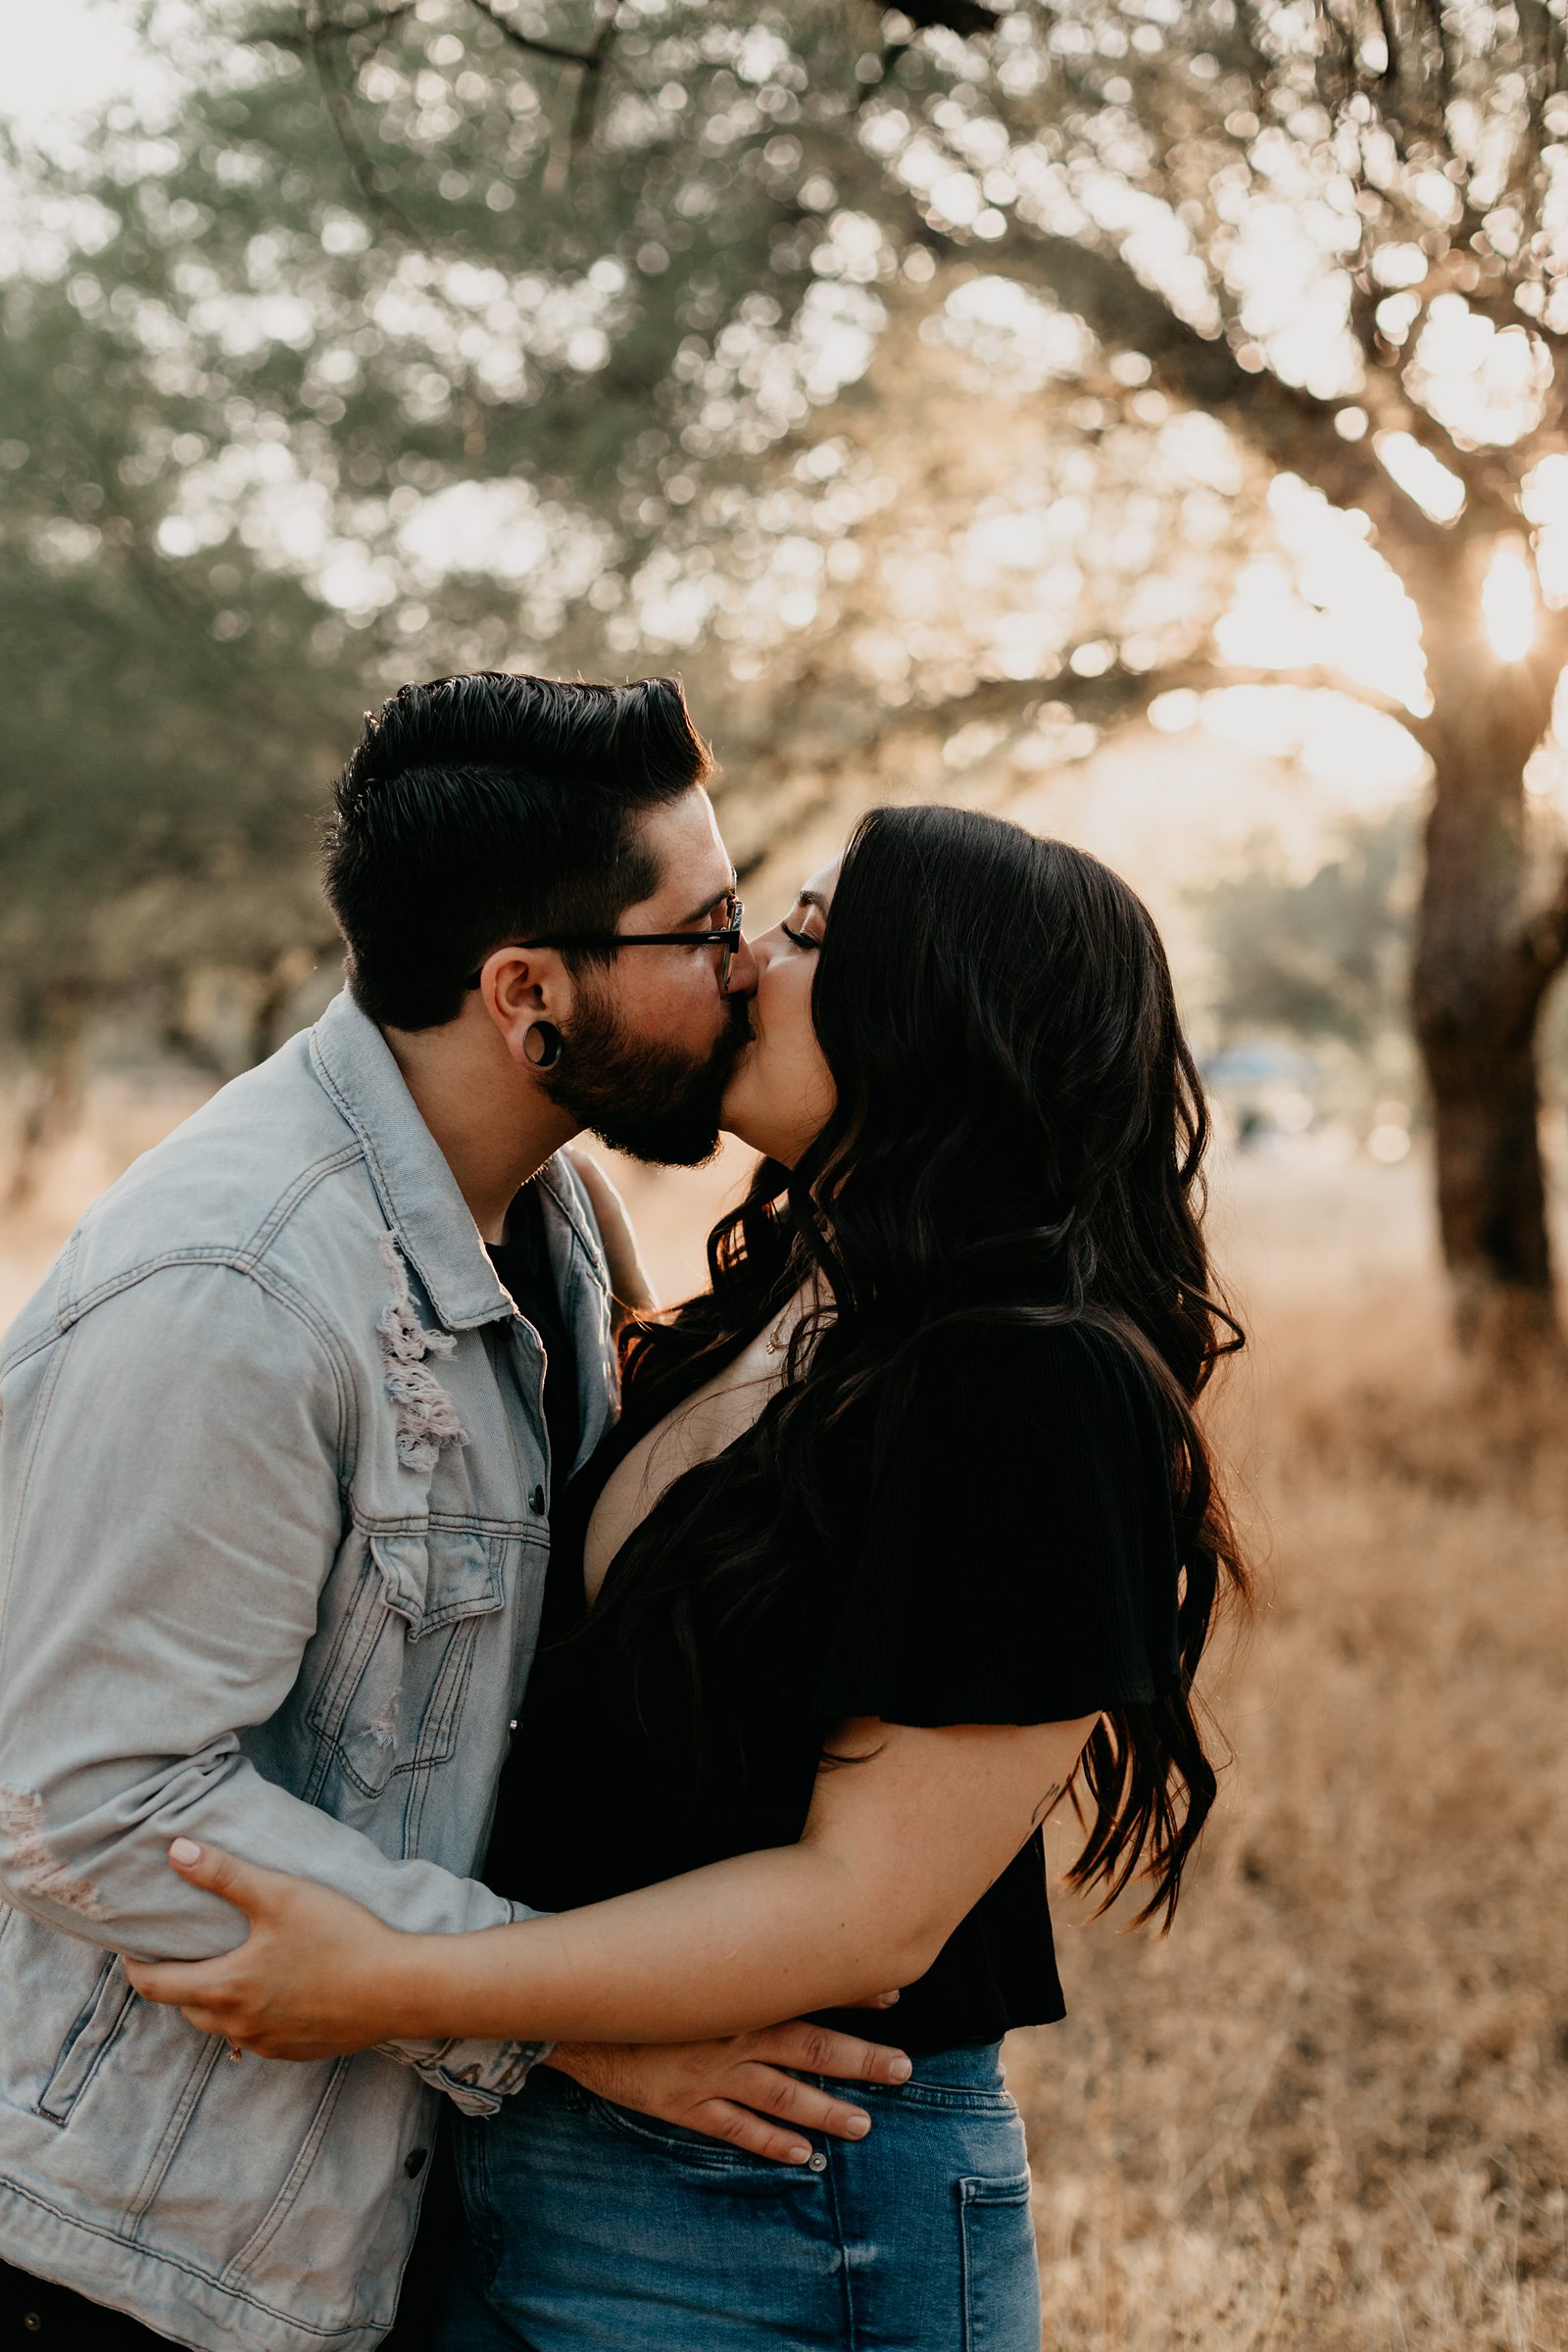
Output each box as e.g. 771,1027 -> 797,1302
781,917 -> 821,950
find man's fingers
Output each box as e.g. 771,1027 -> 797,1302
736,2065 -> 871,2142
166,1838 -> 274,1920
752,2021 -> 912,2084
688,2101 -> 815,2167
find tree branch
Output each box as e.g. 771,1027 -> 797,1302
1183,661 -> 1433,746
908,653 -> 1430,749
297,0 -> 425,243
462,0 -> 601,69
862,0 -> 1001,32
544,0 -> 618,192
973,223 -> 1521,550
1516,854 -> 1568,995
728,649 -> 1432,856
245,3 -> 414,50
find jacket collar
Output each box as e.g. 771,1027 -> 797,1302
309,988 -> 547,1333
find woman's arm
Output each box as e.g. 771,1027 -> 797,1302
560,1146 -> 659,1320
125,1711 -> 1096,2057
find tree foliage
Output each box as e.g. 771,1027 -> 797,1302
12,0 -> 1568,1337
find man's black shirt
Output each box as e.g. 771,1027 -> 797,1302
486,1181 -> 580,1488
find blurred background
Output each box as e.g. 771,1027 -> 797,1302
2,5 -> 1564,2346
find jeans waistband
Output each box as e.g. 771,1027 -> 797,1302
883,2040 -> 1004,2093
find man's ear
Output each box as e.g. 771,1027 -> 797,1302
476,947 -> 574,1068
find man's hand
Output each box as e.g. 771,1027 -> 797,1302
546,2019 -> 912,2165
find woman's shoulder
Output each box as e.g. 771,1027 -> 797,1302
899,1310 -> 1162,1467
912,1307 -> 1144,1390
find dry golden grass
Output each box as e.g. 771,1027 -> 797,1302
1007,1154 -> 1568,2352
3,1122 -> 1563,2349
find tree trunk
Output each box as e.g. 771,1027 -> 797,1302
2,1002 -> 85,1215
1411,543 -> 1564,1361
247,947 -> 320,1069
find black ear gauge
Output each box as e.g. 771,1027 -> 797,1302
523,1021 -> 564,1070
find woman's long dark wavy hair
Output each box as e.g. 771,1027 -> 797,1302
596,804 -> 1249,1928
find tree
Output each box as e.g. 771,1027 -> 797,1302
817,0 -> 1568,1357
212,0 -> 1568,1355
1203,808 -> 1417,1060
19,2 -> 1568,1354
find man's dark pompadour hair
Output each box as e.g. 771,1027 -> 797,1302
321,671 -> 710,1030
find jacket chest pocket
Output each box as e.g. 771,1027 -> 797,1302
308,1530 -> 505,1798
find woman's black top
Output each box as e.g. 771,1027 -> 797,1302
485,1318 -> 1183,2052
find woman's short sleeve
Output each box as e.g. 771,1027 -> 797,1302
812,1321 -> 1182,1730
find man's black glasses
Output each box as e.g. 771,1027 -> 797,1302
464,888 -> 744,994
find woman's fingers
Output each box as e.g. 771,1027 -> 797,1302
735,2064 -> 872,2142
178,2004 -> 238,2039
124,1954 -> 228,2007
166,1837 -> 280,1918
126,1841 -> 289,2003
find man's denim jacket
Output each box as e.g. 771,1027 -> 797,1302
0,989 -> 618,2352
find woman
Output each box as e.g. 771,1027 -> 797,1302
129,807 -> 1248,2352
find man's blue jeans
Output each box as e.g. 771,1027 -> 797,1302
439,2040 -> 1041,2351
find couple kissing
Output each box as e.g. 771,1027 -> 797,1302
0,670 -> 1247,2352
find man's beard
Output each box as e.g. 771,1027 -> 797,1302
543,984 -> 753,1167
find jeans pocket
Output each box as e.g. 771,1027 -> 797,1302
579,2086 -> 790,2175
958,2171 -> 1039,2352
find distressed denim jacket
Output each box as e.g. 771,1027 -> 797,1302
0,989 -> 618,2352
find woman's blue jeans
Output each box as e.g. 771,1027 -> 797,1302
437,2039 -> 1041,2350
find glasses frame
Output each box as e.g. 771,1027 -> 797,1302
463,888 -> 744,994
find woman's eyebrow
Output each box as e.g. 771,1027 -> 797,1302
796,890 -> 829,914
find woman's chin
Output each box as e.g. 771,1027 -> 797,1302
718,1065 -> 769,1157
718,1095 -> 762,1154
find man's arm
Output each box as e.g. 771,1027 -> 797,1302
0,1259 -> 529,2102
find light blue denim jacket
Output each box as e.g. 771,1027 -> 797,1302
0,989 -> 618,2352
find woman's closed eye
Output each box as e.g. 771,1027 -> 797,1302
781,919 -> 821,951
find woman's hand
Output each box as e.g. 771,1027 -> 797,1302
560,1147 -> 658,1318
123,1839 -> 413,2059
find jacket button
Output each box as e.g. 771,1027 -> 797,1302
530,1485 -> 546,1514
404,2146 -> 428,2179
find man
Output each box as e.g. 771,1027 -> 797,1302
0,673 -> 903,2351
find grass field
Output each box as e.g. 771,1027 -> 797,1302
1016,1158 -> 1568,2352
2,1115 -> 1563,2350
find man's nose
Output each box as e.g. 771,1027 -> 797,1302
723,931 -> 760,997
